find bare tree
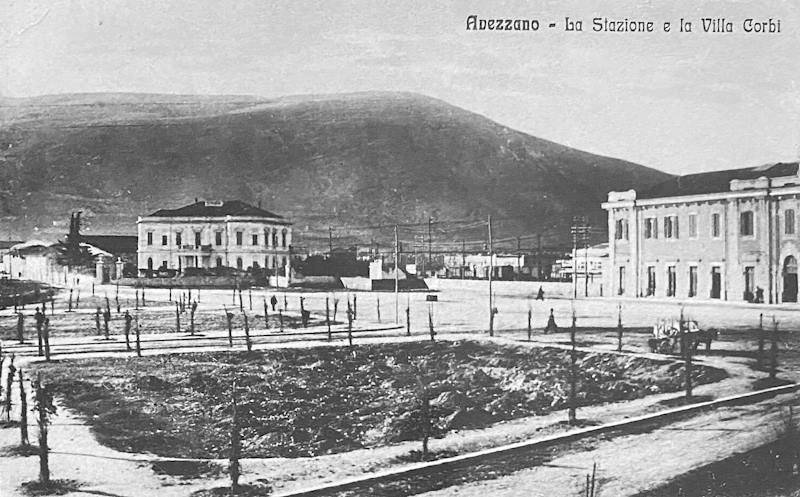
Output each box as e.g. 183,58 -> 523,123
428,305 -> 435,342
43,318 -> 51,362
224,306 -> 234,347
19,369 -> 29,447
527,307 -> 532,342
406,304 -> 411,337
243,312 -> 252,352
568,308 -> 578,425
326,297 -> 332,341
346,300 -> 353,347
34,373 -> 56,485
190,300 -> 197,336
770,316 -> 780,380
616,304 -> 623,352
229,381 -> 241,494
680,307 -> 692,398
5,354 -> 16,421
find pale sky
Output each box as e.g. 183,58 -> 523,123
2,0 -> 799,175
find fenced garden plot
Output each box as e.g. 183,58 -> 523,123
30,340 -> 726,459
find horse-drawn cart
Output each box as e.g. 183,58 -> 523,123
647,318 -> 718,354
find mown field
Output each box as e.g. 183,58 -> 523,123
32,340 -> 727,459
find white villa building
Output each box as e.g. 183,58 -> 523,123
137,200 -> 292,275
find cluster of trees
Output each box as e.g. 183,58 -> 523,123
55,212 -> 95,270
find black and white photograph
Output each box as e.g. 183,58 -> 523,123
1,0 -> 799,495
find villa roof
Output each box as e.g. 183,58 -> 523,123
146,200 -> 288,222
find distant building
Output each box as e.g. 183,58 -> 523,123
137,200 -> 292,276
603,162 -> 800,303
442,253 -> 544,280
551,243 -> 609,280
3,240 -> 60,283
3,236 -> 136,284
0,240 -> 24,278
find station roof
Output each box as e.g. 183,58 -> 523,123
638,162 -> 800,199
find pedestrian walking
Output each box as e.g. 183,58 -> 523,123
545,308 -> 558,334
34,307 -> 45,356
123,310 -> 133,351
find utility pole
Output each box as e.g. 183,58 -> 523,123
461,239 -> 466,279
488,214 -> 494,337
516,236 -> 522,280
572,221 -> 578,299
427,216 -> 433,277
328,226 -> 333,256
584,231 -> 590,297
537,233 -> 542,280
394,224 -> 400,324
571,216 -> 589,299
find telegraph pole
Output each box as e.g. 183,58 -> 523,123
488,214 -> 494,337
537,233 -> 542,280
394,224 -> 400,323
427,216 -> 433,276
328,226 -> 333,256
461,239 -> 466,279
584,231 -> 590,297
571,217 -> 589,299
572,223 -> 578,299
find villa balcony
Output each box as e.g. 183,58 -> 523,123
180,244 -> 213,253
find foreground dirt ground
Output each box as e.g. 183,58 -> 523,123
0,282 -> 798,496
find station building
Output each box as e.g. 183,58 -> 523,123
137,200 -> 292,275
602,162 -> 800,304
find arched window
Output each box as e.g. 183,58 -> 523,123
236,257 -> 243,270
281,229 -> 287,248
147,257 -> 153,270
216,257 -> 222,267
272,229 -> 278,246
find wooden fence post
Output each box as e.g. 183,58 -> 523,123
18,369 -> 29,447
326,297 -> 332,341
243,313 -> 252,352
568,309 -> 578,425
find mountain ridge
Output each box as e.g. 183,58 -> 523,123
0,91 -> 671,251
